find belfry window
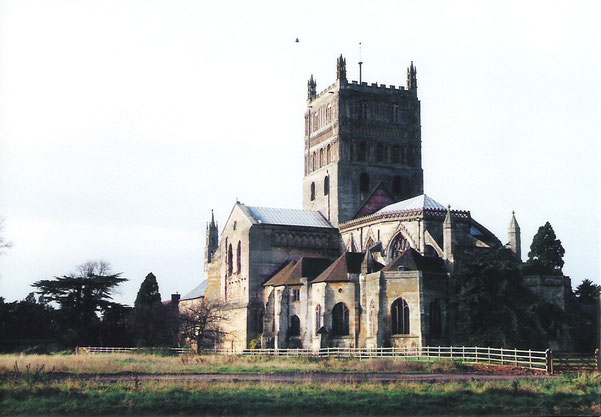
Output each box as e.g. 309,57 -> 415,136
324,176 -> 329,195
360,101 -> 368,119
332,302 -> 350,336
289,315 -> 300,337
358,142 -> 367,161
326,144 -> 331,164
391,298 -> 410,335
319,149 -> 324,168
359,173 -> 369,194
392,104 -> 399,123
392,145 -> 400,163
376,143 -> 384,162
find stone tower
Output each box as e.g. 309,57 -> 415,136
302,55 -> 424,226
205,210 -> 218,265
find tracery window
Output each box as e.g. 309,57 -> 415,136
331,302 -> 350,336
389,234 -> 409,259
289,315 -> 300,337
391,298 -> 410,335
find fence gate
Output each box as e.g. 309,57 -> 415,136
552,350 -> 599,373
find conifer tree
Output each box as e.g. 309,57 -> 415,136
132,273 -> 166,346
527,221 -> 565,274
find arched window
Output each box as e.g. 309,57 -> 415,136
391,298 -> 410,335
236,241 -> 241,274
324,176 -> 329,195
319,148 -> 324,168
313,113 -> 319,132
289,315 -> 300,337
430,300 -> 442,337
359,173 -> 369,194
360,101 -> 368,119
402,146 -> 408,164
389,234 -> 409,260
358,142 -> 367,161
310,182 -> 315,201
392,104 -> 399,123
376,143 -> 384,162
315,304 -> 322,332
326,105 -> 332,124
331,302 -> 349,336
227,243 -> 233,276
312,152 -> 317,171
392,176 -> 402,195
326,144 -> 331,164
392,145 -> 400,163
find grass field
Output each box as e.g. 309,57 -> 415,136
1,374 -> 599,416
0,353 -> 476,375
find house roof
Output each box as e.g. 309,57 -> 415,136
180,280 -> 208,301
242,205 -> 334,228
264,257 -> 334,286
312,252 -> 365,283
382,248 -> 446,273
376,194 -> 446,214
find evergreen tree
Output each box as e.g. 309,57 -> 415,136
132,273 -> 169,346
527,222 -> 565,274
574,279 -> 600,304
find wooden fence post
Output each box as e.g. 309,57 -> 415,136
546,349 -> 553,375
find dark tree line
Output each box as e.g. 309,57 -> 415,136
0,262 -> 179,352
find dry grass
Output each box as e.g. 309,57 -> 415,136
0,353 -> 472,375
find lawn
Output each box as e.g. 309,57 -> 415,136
0,375 -> 599,416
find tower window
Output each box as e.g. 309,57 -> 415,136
236,241 -> 241,274
332,302 -> 350,336
391,298 -> 410,335
392,104 -> 399,123
326,144 -> 331,164
392,145 -> 400,164
326,105 -> 332,124
312,152 -> 317,171
376,143 -> 384,162
360,101 -> 368,119
310,182 -> 315,201
324,175 -> 329,195
393,175 -> 402,195
320,148 -> 324,168
360,173 -> 370,194
358,142 -> 367,161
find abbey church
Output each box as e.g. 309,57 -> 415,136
180,56 -> 569,351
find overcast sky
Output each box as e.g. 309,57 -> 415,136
0,0 -> 599,305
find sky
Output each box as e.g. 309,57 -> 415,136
0,0 -> 599,306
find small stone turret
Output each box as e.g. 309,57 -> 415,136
307,75 -> 317,101
205,210 -> 218,265
407,61 -> 417,92
443,205 -> 454,268
336,54 -> 347,83
508,211 -> 521,261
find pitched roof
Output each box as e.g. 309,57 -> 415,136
242,205 -> 334,228
264,257 -> 334,286
382,248 -> 446,273
312,252 -> 365,283
376,194 -> 446,214
180,280 -> 209,301
353,182 -> 395,218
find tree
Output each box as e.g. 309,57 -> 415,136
179,299 -> 229,353
32,261 -> 127,347
454,248 -> 566,349
131,273 -> 170,346
526,222 -> 565,274
574,279 -> 601,304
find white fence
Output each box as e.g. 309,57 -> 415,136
76,345 -> 550,373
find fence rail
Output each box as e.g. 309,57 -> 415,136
75,345 -> 601,375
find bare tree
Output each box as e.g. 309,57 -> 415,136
179,299 -> 229,353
